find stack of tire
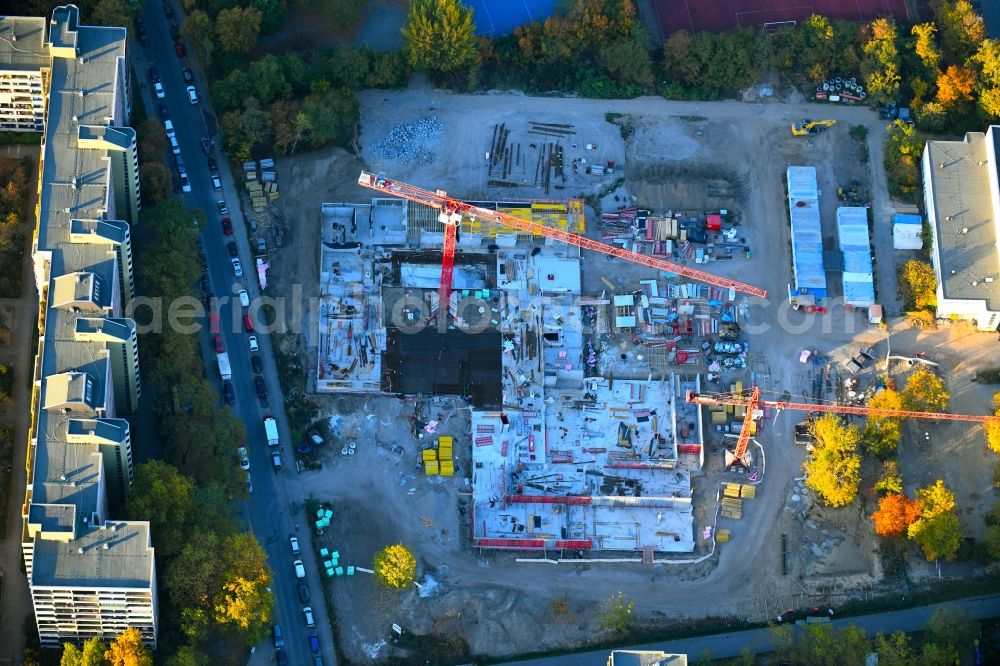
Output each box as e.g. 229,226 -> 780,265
815,76 -> 866,103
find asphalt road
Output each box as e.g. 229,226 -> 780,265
505,595 -> 1000,665
137,3 -> 336,664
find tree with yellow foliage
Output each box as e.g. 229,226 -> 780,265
912,23 -> 941,73
374,543 -> 417,589
901,369 -> 949,413
898,259 -> 937,311
862,389 -> 903,458
909,480 -> 963,560
804,415 -> 862,507
402,0 -> 478,81
984,392 -> 1000,455
104,628 -> 152,666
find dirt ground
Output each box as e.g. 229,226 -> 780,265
269,90 -> 1000,663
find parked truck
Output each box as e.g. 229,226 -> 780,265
264,416 -> 279,447
217,352 -> 231,381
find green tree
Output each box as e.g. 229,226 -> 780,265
139,162 -> 173,207
985,524 -> 1000,559
875,459 -> 904,496
301,86 -> 358,149
924,605 -> 979,652
374,543 -> 416,589
89,0 -> 133,27
251,0 -> 286,34
884,121 -> 923,199
213,533 -> 273,642
598,35 -> 653,90
804,415 -> 862,507
125,461 -> 197,559
936,0 -> 986,61
246,55 -> 292,105
901,369 -> 949,412
861,17 -> 901,105
402,0 -> 478,80
60,638 -> 108,665
181,10 -> 215,67
104,628 -> 152,666
872,630 -> 914,666
898,259 -> 937,311
215,6 -> 262,55
599,591 -> 634,634
919,642 -> 960,665
909,480 -> 963,560
794,623 -> 869,666
165,645 -> 208,666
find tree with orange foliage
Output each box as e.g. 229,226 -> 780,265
935,64 -> 976,107
872,493 -> 923,538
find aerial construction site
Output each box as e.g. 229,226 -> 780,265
265,90 -> 1000,663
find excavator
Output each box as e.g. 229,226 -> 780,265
791,119 -> 837,136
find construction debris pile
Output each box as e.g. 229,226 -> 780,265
600,208 -> 750,263
370,115 -> 443,165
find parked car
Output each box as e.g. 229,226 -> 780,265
179,174 -> 191,193
289,536 -> 301,556
272,623 -> 285,649
153,82 -> 165,99
217,200 -> 229,215
207,156 -> 218,172
227,242 -> 239,258
211,174 -> 222,190
275,650 -> 287,666
293,560 -> 305,579
135,18 -> 149,45
245,471 -> 252,493
162,0 -> 173,18
221,216 -> 233,235
237,446 -> 250,471
308,631 -> 320,654
201,137 -> 212,155
223,381 -> 235,405
186,85 -> 198,104
174,42 -> 185,57
302,605 -> 315,628
254,375 -> 267,397
251,355 -> 263,374
297,582 -> 309,603
157,102 -> 168,120
231,257 -> 242,277
243,313 -> 254,333
248,335 -> 258,352
238,289 -> 249,307
182,67 -> 194,84
169,136 -> 180,155
271,450 -> 281,470
148,65 -> 160,83
164,119 -> 175,139
213,334 -> 224,353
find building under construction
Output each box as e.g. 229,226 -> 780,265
315,191 -> 763,554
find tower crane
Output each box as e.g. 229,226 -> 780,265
689,386 -> 1000,468
357,172 -> 767,320
686,389 -> 999,424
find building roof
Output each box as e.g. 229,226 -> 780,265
0,15 -> 48,71
23,6 -> 154,591
924,130 -> 1000,310
608,649 -> 687,666
31,521 -> 154,588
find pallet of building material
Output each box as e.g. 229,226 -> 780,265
721,507 -> 742,520
421,449 -> 437,462
440,460 -> 454,476
268,191 -> 280,201
717,529 -> 731,542
245,171 -> 257,182
261,171 -> 276,182
424,460 -> 439,475
260,158 -> 275,168
723,483 -> 742,498
721,498 -> 744,512
242,161 -> 257,172
740,485 -> 756,499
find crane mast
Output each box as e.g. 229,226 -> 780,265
357,172 -> 768,298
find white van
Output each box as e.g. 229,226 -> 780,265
169,136 -> 180,155
164,119 -> 175,139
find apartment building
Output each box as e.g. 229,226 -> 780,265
0,16 -> 47,132
12,5 -> 157,648
922,127 -> 1000,331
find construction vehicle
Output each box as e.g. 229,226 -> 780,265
687,388 -> 999,467
356,172 -> 766,322
791,119 -> 837,136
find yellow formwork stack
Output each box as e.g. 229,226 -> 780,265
437,436 -> 454,476
422,449 -> 438,475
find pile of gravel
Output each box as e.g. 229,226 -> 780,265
369,115 -> 443,165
